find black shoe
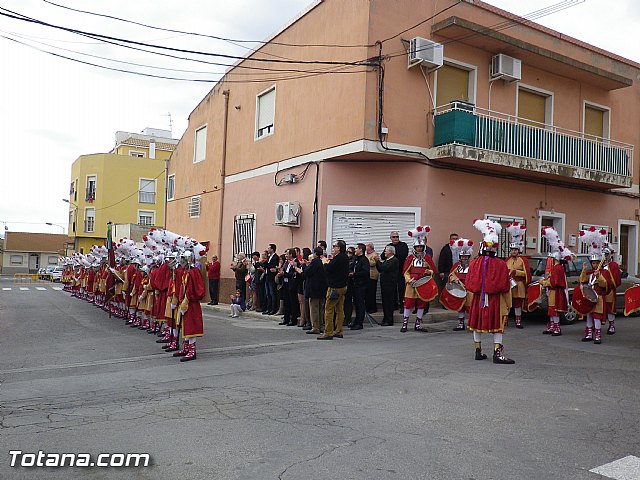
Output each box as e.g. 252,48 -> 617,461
278,320 -> 288,325
453,324 -> 465,331
302,325 -> 312,331
207,302 -> 214,305
262,310 -> 271,315
475,348 -> 487,361
349,324 -> 363,330
211,302 -> 218,305
306,330 -> 321,335
380,322 -> 394,326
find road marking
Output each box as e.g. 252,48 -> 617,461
2,288 -> 11,291
52,287 -> 63,291
19,287 -> 29,291
35,287 -> 47,291
590,455 -> 640,479
0,339 -> 315,375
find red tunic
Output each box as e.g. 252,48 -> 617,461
466,255 -> 510,333
152,262 -> 171,322
605,261 -> 622,313
180,267 -> 205,338
87,269 -> 96,292
545,263 -> 568,316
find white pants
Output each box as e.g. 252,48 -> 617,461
230,304 -> 243,317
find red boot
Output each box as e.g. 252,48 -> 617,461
581,327 -> 593,342
594,328 -> 602,344
515,316 -> 523,329
156,330 -> 172,344
551,322 -> 562,336
542,321 -> 553,334
180,343 -> 197,362
172,340 -> 189,357
164,337 -> 178,351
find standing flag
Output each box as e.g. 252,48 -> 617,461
106,221 -> 116,268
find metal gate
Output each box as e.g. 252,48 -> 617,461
233,214 -> 256,255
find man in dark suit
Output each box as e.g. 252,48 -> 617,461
438,233 -> 459,290
382,231 -> 408,310
377,245 -> 399,326
262,243 -> 279,315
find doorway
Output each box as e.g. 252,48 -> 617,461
618,220 -> 638,275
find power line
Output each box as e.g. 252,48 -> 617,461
40,0 -> 375,49
0,7 -> 375,67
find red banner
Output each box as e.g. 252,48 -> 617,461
623,285 -> 640,316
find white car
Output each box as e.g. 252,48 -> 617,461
50,266 -> 64,282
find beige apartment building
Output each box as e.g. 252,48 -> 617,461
167,0 -> 640,295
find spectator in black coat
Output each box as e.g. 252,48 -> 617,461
382,231 -> 409,310
349,243 -> 371,330
438,233 -> 459,290
262,244 -> 279,315
296,247 -> 327,335
319,240 -> 349,340
377,245 -> 400,326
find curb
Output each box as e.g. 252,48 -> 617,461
201,302 -> 459,324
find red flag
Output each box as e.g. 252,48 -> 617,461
623,285 -> 640,316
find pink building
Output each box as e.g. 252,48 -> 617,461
167,0 -> 640,296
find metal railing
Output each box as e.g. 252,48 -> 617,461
435,102 -> 634,178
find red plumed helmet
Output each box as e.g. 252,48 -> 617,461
416,226 -> 423,232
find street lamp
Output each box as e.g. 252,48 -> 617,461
45,222 -> 66,233
62,199 -> 78,253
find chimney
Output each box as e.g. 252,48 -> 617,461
149,139 -> 156,159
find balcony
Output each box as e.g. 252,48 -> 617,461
431,102 -> 633,188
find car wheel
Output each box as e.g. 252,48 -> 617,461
561,307 -> 578,325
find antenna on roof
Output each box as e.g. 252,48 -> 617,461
162,113 -> 173,136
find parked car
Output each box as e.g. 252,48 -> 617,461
50,266 -> 64,282
37,267 -> 47,279
526,254 -> 640,323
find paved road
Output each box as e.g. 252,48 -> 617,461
1,277 -> 639,479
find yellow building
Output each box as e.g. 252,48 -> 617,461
67,128 -> 178,253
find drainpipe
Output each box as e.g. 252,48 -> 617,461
217,90 -> 230,258
163,157 -> 168,228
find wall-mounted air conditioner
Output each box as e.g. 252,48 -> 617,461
274,202 -> 300,227
408,37 -> 443,70
491,53 -> 522,82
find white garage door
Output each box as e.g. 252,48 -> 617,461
329,209 -> 419,252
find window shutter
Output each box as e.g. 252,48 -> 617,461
188,196 -> 201,218
194,127 -> 207,162
257,89 -> 276,130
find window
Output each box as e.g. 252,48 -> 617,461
129,151 -> 145,158
233,214 -> 256,255
188,196 -> 201,218
194,126 -> 207,163
48,256 -> 58,265
435,61 -> 476,108
85,207 -> 95,233
10,255 -> 22,265
74,179 -> 78,201
584,103 -> 610,141
517,86 -> 553,128
139,178 -> 156,204
256,87 -> 276,139
578,224 -> 612,254
485,214 -> 526,258
167,174 -> 175,201
138,210 -> 155,227
86,175 -> 97,202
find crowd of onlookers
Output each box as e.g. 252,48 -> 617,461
202,231 -> 462,337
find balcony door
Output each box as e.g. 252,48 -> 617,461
538,211 -> 565,254
435,61 -> 476,109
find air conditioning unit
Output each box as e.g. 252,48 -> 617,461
408,37 -> 444,70
490,53 -> 522,82
274,201 -> 300,227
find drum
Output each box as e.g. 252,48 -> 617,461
526,282 -> 544,312
439,282 -> 467,312
414,275 -> 438,302
571,284 -> 597,315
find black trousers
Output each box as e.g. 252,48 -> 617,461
381,283 -> 396,324
353,284 -> 367,327
283,285 -> 299,323
366,278 -> 378,313
235,279 -> 246,301
344,281 -> 354,324
208,279 -> 219,304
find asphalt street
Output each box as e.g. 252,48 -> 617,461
1,276 -> 639,480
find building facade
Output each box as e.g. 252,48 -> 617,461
166,0 -> 640,296
2,232 -> 67,274
67,128 -> 177,253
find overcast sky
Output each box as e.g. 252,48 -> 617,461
0,0 -> 637,237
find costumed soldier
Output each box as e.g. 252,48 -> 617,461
173,251 -> 205,362
164,253 -> 184,352
446,239 -> 474,331
603,245 -> 622,335
466,220 -> 514,364
505,222 -> 530,329
540,227 -> 571,336
578,228 -> 613,344
401,226 -> 438,333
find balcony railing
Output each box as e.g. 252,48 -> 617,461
434,102 -> 633,178
138,191 -> 156,204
